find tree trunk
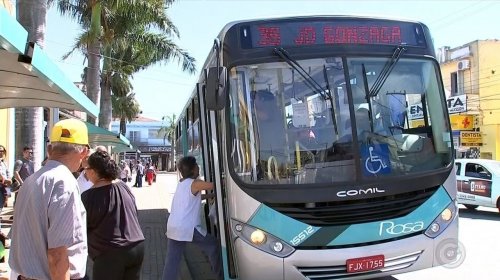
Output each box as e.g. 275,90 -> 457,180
86,40 -> 101,124
170,138 -> 175,171
86,2 -> 102,124
120,118 -> 126,135
99,72 -> 112,130
15,0 -> 46,169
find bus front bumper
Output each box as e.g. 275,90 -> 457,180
233,217 -> 458,280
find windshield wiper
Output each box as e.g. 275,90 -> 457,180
273,47 -> 330,100
273,47 -> 338,134
369,45 -> 407,97
322,65 -> 338,134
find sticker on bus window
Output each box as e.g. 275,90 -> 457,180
361,144 -> 391,176
442,132 -> 451,142
292,103 -> 309,127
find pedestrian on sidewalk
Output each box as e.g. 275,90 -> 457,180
9,119 -> 90,280
0,145 -> 11,210
120,160 -> 131,183
12,146 -> 34,202
82,150 -> 145,280
0,144 -> 12,264
135,161 -> 144,188
162,156 -> 222,280
76,148 -> 95,194
145,164 -> 155,186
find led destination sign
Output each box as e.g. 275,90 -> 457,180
240,20 -> 426,49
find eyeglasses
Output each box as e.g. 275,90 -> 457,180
0,150 -> 5,153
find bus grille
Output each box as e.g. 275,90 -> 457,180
267,186 -> 439,226
297,250 -> 423,279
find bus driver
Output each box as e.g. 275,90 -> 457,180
253,90 -> 287,181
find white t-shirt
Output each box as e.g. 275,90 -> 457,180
77,171 -> 93,194
166,178 -> 206,241
120,165 -> 130,179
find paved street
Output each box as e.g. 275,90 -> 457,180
384,206 -> 500,280
134,173 -> 216,280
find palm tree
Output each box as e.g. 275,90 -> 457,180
112,93 -> 141,135
56,0 -> 196,129
53,0 -> 111,124
15,0 -> 47,167
158,113 -> 176,171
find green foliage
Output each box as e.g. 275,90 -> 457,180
54,0 -> 197,128
112,92 -> 141,135
158,113 -> 176,145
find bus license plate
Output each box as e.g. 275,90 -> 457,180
346,255 -> 385,273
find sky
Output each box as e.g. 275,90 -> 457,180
36,0 -> 500,121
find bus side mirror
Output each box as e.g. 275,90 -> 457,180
205,66 -> 227,110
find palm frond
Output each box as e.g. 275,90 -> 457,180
61,30 -> 92,60
123,31 -> 196,73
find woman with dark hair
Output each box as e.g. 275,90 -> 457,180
162,156 -> 222,280
82,151 -> 145,279
0,145 -> 11,207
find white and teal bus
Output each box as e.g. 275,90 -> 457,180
175,16 -> 458,280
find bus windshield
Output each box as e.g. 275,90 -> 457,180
228,56 -> 453,185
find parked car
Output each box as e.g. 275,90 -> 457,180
455,158 -> 500,212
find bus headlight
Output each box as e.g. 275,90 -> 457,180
231,219 -> 295,258
441,208 -> 453,221
425,201 -> 457,238
250,230 -> 266,245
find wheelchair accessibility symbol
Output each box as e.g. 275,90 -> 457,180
361,144 -> 391,176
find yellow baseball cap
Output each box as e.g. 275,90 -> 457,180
50,119 -> 89,146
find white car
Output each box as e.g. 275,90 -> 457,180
455,158 -> 500,212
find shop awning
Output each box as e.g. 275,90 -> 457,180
85,121 -> 133,151
0,7 -> 98,117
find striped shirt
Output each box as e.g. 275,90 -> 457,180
9,160 -> 87,279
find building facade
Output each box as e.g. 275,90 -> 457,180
111,116 -> 172,170
439,40 -> 500,159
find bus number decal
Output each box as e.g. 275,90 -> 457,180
290,226 -> 315,246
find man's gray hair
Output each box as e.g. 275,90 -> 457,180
50,142 -> 87,154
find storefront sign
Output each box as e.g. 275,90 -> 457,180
450,115 -> 474,130
408,94 -> 466,120
138,146 -> 171,153
409,119 -> 425,128
460,131 -> 482,147
452,131 -> 460,149
409,114 -> 474,131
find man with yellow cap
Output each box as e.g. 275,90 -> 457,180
9,118 -> 90,280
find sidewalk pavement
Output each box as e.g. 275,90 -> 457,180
130,172 -> 193,280
0,172 -> 215,280
131,172 -> 217,280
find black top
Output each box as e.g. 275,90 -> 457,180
81,181 -> 145,259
